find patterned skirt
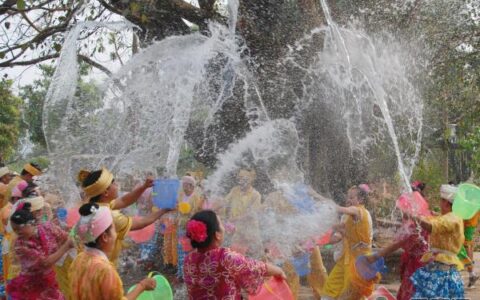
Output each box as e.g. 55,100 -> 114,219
410,262 -> 464,299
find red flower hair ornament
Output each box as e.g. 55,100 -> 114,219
186,219 -> 208,243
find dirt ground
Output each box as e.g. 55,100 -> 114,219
298,252 -> 480,300
119,239 -> 480,299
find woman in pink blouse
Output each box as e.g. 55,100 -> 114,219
183,210 -> 286,299
7,202 -> 74,299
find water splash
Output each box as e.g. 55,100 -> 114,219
281,0 -> 423,189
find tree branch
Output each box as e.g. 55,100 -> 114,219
78,54 -> 112,76
0,53 -> 59,67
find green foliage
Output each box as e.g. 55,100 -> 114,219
176,145 -> 208,177
8,156 -> 49,173
460,127 -> 480,183
0,79 -> 23,162
19,63 -> 103,149
412,152 -> 446,207
19,64 -> 54,147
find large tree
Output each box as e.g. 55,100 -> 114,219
1,0 -> 479,192
0,79 -> 22,163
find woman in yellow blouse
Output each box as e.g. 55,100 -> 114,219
70,203 -> 156,300
408,184 -> 465,298
78,168 -> 170,266
322,185 -> 377,300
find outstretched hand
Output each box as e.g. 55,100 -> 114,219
139,277 -> 156,291
143,176 -> 154,189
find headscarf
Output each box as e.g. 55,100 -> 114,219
237,169 -> 256,183
24,196 -> 45,211
78,168 -> 114,198
73,206 -> 113,244
23,163 -> 42,176
0,167 -> 11,179
11,180 -> 28,198
440,184 -> 458,203
182,175 -> 196,186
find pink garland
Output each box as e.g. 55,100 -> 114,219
186,219 -> 208,243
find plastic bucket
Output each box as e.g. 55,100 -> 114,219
128,274 -> 173,300
396,191 -> 431,217
317,229 -> 333,246
452,183 -> 480,220
152,179 -> 180,209
66,207 -> 80,228
56,208 -> 67,222
249,277 -> 294,300
367,286 -> 395,300
291,253 -> 311,277
128,217 -> 156,243
355,255 -> 386,281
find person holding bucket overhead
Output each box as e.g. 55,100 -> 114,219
321,184 -> 378,300
183,210 -> 287,299
78,168 -> 170,266
404,184 -> 465,298
69,203 -> 157,299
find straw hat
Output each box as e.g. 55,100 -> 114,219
0,167 -> 11,179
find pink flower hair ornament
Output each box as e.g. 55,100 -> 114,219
186,219 -> 208,243
359,184 -> 371,193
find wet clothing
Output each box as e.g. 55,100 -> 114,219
184,247 -> 267,299
69,247 -> 127,300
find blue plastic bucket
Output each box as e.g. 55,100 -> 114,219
152,179 -> 180,209
56,208 -> 67,221
291,253 -> 311,276
355,255 -> 386,281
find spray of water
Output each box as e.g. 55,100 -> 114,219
42,0 -> 424,274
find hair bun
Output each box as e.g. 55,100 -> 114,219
22,202 -> 32,211
79,202 -> 99,216
77,170 -> 91,184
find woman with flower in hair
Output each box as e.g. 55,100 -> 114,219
7,202 -> 74,299
69,203 -> 156,300
322,184 -> 377,300
183,210 -> 286,299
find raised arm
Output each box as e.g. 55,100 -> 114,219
336,205 -> 361,219
111,177 -> 154,210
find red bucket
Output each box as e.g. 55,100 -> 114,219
249,277 -> 294,300
128,217 -> 155,243
66,207 -> 80,228
368,286 -> 395,300
396,191 -> 431,217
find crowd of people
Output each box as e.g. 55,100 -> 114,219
0,163 -> 478,299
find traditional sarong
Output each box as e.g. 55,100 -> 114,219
411,262 -> 464,299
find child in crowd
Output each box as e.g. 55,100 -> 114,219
69,203 -> 156,300
7,202 -> 73,299
183,210 -> 286,299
